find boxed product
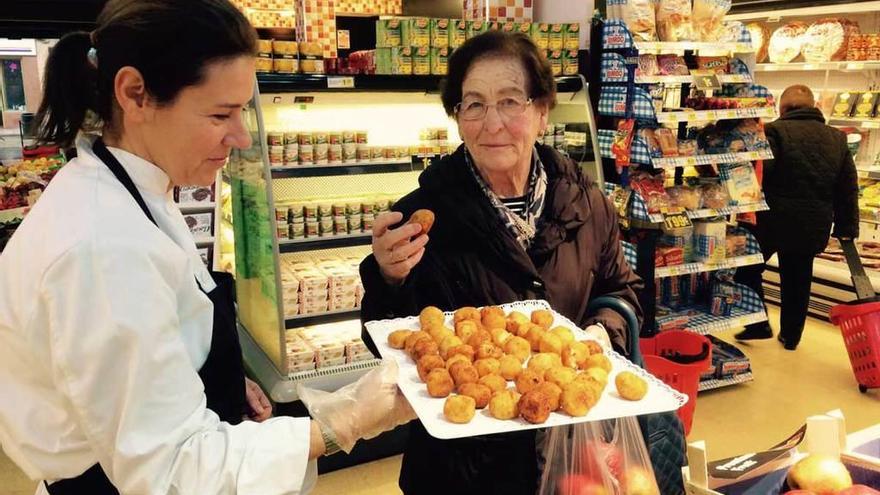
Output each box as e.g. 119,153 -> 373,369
563,23 -> 580,50
374,47 -> 392,74
725,231 -> 748,258
501,21 -> 518,34
694,220 -> 727,264
183,212 -> 214,238
431,18 -> 451,48
658,246 -> 685,266
549,23 -> 565,50
547,49 -> 563,76
853,91 -> 880,119
431,46 -> 450,75
450,19 -> 468,48
403,17 -> 431,48
517,21 -> 532,38
255,54 -> 273,73
725,164 -> 762,205
376,18 -> 403,47
706,335 -> 751,379
468,19 -> 489,38
530,23 -> 550,49
562,50 -> 579,76
413,46 -> 431,75
177,185 -> 215,204
832,91 -> 861,118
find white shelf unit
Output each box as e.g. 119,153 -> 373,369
699,372 -> 754,392
655,253 -> 765,279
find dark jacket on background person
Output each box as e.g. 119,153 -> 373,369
359,143 -> 643,495
758,107 -> 859,254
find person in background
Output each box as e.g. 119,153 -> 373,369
0,1 -> 411,494
360,31 -> 645,495
734,84 -> 859,350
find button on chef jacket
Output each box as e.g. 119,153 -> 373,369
0,136 -> 317,495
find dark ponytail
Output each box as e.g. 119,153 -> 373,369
34,0 -> 257,147
33,32 -> 99,146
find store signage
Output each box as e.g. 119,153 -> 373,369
695,74 -> 722,90
662,209 -> 692,231
0,39 -> 36,56
327,77 -> 355,89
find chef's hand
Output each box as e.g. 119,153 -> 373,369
372,211 -> 428,286
245,377 -> 273,422
584,324 -> 612,349
297,360 -> 416,454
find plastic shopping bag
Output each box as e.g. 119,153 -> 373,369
539,416 -> 661,495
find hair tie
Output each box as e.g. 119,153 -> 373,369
87,47 -> 98,69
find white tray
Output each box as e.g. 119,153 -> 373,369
365,300 -> 688,440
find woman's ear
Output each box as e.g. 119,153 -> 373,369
536,103 -> 549,135
114,66 -> 151,124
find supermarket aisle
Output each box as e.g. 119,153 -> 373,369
1,307 -> 877,494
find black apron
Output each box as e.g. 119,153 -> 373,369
45,139 -> 248,494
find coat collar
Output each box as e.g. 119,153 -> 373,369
779,107 -> 826,124
76,135 -> 174,199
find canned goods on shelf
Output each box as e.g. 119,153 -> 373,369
342,143 -> 357,162
356,131 -> 368,144
356,144 -> 370,162
298,132 -> 314,145
329,144 -> 342,163
299,144 -> 314,164
267,132 -> 284,146
342,130 -> 356,143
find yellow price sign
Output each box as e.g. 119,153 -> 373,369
663,211 -> 693,231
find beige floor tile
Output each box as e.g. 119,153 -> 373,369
1,308 -> 877,494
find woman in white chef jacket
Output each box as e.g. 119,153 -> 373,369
0,1 -> 413,494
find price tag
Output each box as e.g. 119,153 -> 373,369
724,110 -> 737,119
864,121 -> 880,129
695,74 -> 722,90
686,157 -> 697,167
846,62 -> 864,70
327,76 -> 355,89
663,210 -> 693,231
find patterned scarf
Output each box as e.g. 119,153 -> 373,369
465,147 -> 548,250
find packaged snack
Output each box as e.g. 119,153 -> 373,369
677,139 -> 697,156
724,164 -> 762,205
183,213 -> 214,238
695,56 -> 730,74
641,128 -> 662,157
612,119 -> 636,167
699,180 -> 730,209
531,23 -> 550,49
637,54 -> 659,77
621,0 -> 657,42
655,128 -> 679,157
549,24 -> 565,50
694,220 -> 727,263
403,17 -> 431,48
659,246 -> 685,266
853,91 -> 880,119
656,0 -> 693,42
431,18 -> 450,48
802,18 -> 853,63
746,22 -> 770,63
768,22 -> 808,64
630,171 -> 672,213
658,54 -> 689,75
692,0 -> 731,42
667,185 -> 702,210
178,185 -> 214,204
564,23 -> 581,50
831,91 -> 860,118
725,231 -> 748,257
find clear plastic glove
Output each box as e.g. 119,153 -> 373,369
584,324 -> 612,349
297,360 -> 416,453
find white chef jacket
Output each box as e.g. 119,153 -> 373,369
0,136 -> 317,495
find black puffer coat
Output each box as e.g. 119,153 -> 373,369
360,143 -> 643,495
758,107 -> 859,254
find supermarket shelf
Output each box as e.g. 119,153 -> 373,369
258,73 -> 585,94
286,359 -> 382,386
651,150 -> 773,169
655,107 -> 777,124
0,206 -> 27,223
635,74 -> 753,85
754,61 -> 880,72
644,201 -> 770,223
699,372 -> 754,392
285,308 -> 360,329
655,253 -> 765,279
634,41 -> 753,54
271,158 -> 429,178
177,202 -> 216,212
684,309 -> 769,336
278,232 -> 372,253
828,118 -> 880,129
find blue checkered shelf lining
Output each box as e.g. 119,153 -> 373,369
597,129 -> 653,166
601,52 -> 632,84
602,18 -> 635,50
655,283 -> 768,336
686,201 -> 770,220
733,22 -> 753,46
622,240 -> 638,269
651,149 -> 773,169
720,82 -> 774,99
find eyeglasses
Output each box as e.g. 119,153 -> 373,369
454,97 -> 533,121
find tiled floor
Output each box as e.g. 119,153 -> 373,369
2,307 -> 878,494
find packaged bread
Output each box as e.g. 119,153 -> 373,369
768,22 -> 808,63
746,22 -> 770,63
802,18 -> 852,63
656,0 -> 693,42
621,0 -> 657,42
692,0 -> 731,41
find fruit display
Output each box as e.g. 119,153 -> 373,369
388,305 -> 648,425
0,156 -> 65,212
781,454 -> 880,495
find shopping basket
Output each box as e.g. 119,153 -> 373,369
828,240 -> 880,393
639,331 -> 712,436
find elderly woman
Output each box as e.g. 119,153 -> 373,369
360,31 -> 643,494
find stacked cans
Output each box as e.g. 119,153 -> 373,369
268,130 -> 412,166
275,196 -> 396,240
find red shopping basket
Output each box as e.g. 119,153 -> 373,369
829,301 -> 880,393
829,239 -> 880,393
640,331 -> 712,436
